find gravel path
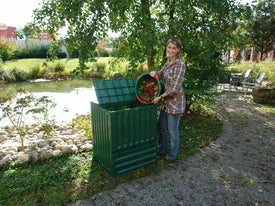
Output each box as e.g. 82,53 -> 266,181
69,94 -> 275,206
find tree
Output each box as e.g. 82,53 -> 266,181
248,0 -> 275,60
229,4 -> 253,62
109,0 -> 239,70
107,0 -> 157,70
0,89 -> 56,148
28,0 -> 108,76
29,0 -> 239,107
30,0 -> 238,69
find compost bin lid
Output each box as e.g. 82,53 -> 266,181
93,79 -> 137,105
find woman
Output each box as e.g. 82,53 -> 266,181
150,37 -> 186,161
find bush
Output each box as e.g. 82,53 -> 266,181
54,61 -> 65,72
30,65 -> 42,79
10,67 -> 30,82
41,60 -> 68,79
57,51 -> 67,58
43,61 -> 65,72
230,60 -> 275,83
0,40 -> 16,61
14,44 -> 50,59
96,59 -> 107,73
0,66 -> 30,82
0,67 -> 5,80
0,68 -> 14,82
69,49 -> 79,58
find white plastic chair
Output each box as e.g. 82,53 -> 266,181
242,72 -> 266,95
231,69 -> 251,89
244,69 -> 252,79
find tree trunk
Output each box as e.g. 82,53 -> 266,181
227,47 -> 231,63
141,0 -> 154,71
260,51 -> 264,61
242,48 -> 246,62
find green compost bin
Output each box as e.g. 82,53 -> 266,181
90,78 -> 158,176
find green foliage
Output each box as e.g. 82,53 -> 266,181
96,58 -> 108,73
14,44 -> 50,59
0,40 -> 16,61
0,89 -> 57,146
25,0 -> 272,108
1,58 -> 106,82
41,61 -> 68,79
247,0 -> 275,60
30,65 -> 42,79
31,96 -> 57,137
54,61 -> 65,72
0,62 -> 44,82
255,102 -> 275,115
0,66 -> 30,82
230,60 -> 275,83
28,0 -> 109,75
10,67 -> 30,82
0,39 -> 65,60
71,114 -> 92,139
0,67 -> 13,82
31,0 -> 238,69
96,41 -> 110,57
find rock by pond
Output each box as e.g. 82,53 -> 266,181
0,124 -> 93,165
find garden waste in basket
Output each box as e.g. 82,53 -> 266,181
136,72 -> 163,104
90,78 -> 160,176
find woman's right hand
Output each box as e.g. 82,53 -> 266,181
150,71 -> 156,77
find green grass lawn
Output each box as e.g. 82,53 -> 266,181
4,58 -> 45,69
0,111 -> 223,205
1,57 -> 117,81
4,58 -> 80,72
3,58 -> 112,71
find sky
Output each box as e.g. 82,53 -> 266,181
1,0 -> 43,28
1,0 -> 254,29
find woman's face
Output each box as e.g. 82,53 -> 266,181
166,42 -> 180,60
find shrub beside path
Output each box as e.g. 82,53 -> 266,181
69,96 -> 275,206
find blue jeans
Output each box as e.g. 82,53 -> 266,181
157,109 -> 182,160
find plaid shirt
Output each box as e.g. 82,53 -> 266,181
160,58 -> 186,114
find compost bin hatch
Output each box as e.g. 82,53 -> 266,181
93,79 -> 136,106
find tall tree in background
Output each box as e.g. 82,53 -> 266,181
30,0 -> 237,70
230,3 -> 253,62
248,0 -> 275,60
27,0 -> 239,106
31,0 -> 108,75
107,0 -> 157,70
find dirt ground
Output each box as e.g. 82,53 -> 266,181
69,90 -> 275,206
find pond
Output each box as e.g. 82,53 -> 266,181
0,79 -> 98,127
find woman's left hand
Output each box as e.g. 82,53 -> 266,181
152,96 -> 162,104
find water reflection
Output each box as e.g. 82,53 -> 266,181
0,79 -> 98,127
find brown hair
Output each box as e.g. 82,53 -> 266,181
166,37 -> 182,59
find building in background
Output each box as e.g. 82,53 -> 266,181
0,23 -> 52,42
0,23 -> 17,41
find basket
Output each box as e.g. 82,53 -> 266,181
135,73 -> 163,104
